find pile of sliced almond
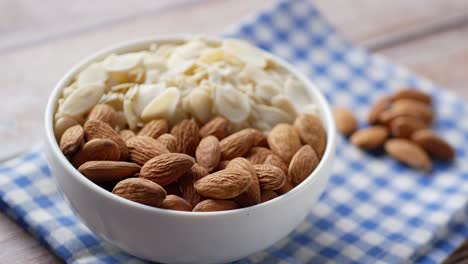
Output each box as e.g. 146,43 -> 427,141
334,88 -> 455,171
58,103 -> 327,212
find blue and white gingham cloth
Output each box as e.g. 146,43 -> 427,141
1,0 -> 467,263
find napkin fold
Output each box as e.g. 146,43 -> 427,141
1,0 -> 467,263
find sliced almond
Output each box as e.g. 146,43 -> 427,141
254,164 -> 286,190
288,145 -> 319,185
72,138 -> 120,167
138,119 -> 168,139
159,195 -> 192,211
87,104 -> 116,128
195,136 -> 221,172
294,113 -> 327,158
385,139 -> 432,170
392,89 -> 432,105
84,120 -> 128,160
76,64 -> 108,87
60,84 -> 105,118
188,89 -> 213,124
268,124 -> 302,163
126,136 -> 169,165
156,133 -> 178,153
179,164 -> 208,207
199,116 -> 229,139
214,83 -> 250,123
141,87 -> 180,122
194,169 -> 251,199
219,128 -> 256,160
171,119 -> 200,156
60,125 -> 84,156
78,161 -> 140,183
333,107 -> 357,136
140,153 -> 195,186
193,199 -> 239,212
389,116 -> 426,138
112,178 -> 166,207
351,126 -> 388,149
411,129 -> 455,161
228,158 -> 260,207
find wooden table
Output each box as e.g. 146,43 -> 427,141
1,0 -> 467,262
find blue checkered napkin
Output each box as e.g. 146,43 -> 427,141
0,0 -> 467,263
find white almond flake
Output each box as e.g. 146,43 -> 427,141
255,80 -> 281,101
144,69 -> 160,84
188,89 -> 212,123
302,103 -> 321,115
252,120 -> 271,132
62,84 -> 77,99
284,76 -> 311,109
272,94 -> 298,117
133,84 -> 165,116
111,83 -> 135,93
199,48 -> 224,64
123,99 -> 138,130
60,84 -> 104,117
214,83 -> 250,123
141,87 -> 180,121
99,92 -> 125,111
169,103 -> 189,126
77,64 -> 108,87
252,104 -> 293,128
222,39 -> 266,68
103,52 -> 145,73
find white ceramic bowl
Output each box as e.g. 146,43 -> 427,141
44,36 -> 336,264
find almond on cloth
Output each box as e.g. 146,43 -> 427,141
385,139 -> 432,171
196,136 -> 221,172
411,129 -> 455,161
333,107 -> 357,136
392,89 -> 432,105
389,116 -> 426,138
194,169 -> 251,199
219,128 -> 256,160
199,116 -> 229,139
390,99 -> 434,124
288,145 -> 319,186
267,124 -> 302,163
60,124 -> 84,156
138,119 -> 169,139
140,153 -> 195,186
228,158 -> 261,207
179,164 -> 209,207
351,126 -> 389,150
368,96 -> 391,124
72,138 -> 120,167
156,133 -> 178,153
294,113 -> 327,158
126,136 -> 169,165
84,120 -> 128,160
193,199 -> 239,212
264,154 -> 288,175
78,160 -> 141,183
87,104 -> 116,128
112,178 -> 166,207
159,195 -> 192,211
254,164 -> 286,190
171,119 -> 200,156
260,190 -> 279,202
119,129 -> 136,142
245,147 -> 273,165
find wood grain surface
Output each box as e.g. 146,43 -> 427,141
0,0 -> 467,262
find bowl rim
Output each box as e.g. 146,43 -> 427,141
44,34 -> 336,218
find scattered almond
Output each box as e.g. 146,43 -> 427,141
199,116 -> 229,139
138,119 -> 168,139
179,164 -> 209,207
112,178 -> 166,207
391,99 -> 434,124
171,119 -> 200,156
84,120 -> 128,160
294,113 -> 327,157
411,129 -> 455,161
254,164 -> 286,190
126,136 -> 169,165
193,199 -> 239,212
78,160 -> 141,183
245,147 -> 273,165
392,89 -> 432,105
195,136 -> 221,172
72,138 -> 120,167
219,128 -> 256,160
389,116 -> 426,138
228,158 -> 260,207
194,169 -> 251,199
351,126 -> 388,149
267,124 -> 302,163
156,133 -> 178,153
385,139 -> 432,171
60,125 -> 84,156
88,104 -> 116,128
333,107 -> 357,136
368,96 -> 391,124
140,153 -> 195,186
288,145 -> 319,185
159,195 -> 192,211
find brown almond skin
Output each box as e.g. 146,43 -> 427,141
411,129 -> 455,161
78,161 -> 141,183
171,119 -> 200,156
294,114 -> 327,158
368,96 -> 391,124
72,138 -> 120,167
88,104 -> 116,128
126,136 -> 169,165
333,107 -> 358,136
351,126 -> 389,149
219,128 -> 256,160
385,139 -> 432,170
392,89 -> 432,105
254,164 -> 286,190
260,190 -> 279,203
276,181 -> 294,195
264,154 -> 288,175
196,136 -> 221,172
119,129 -> 136,142
84,120 -> 128,160
179,164 -> 209,207
248,128 -> 268,147
138,119 -> 168,139
289,145 -> 319,186
60,124 -> 84,156
193,199 -> 239,212
391,99 -> 434,124
194,169 -> 251,199
156,134 -> 178,153
199,116 -> 229,139
140,153 -> 195,186
159,195 -> 192,211
228,158 -> 261,207
245,147 -> 273,165
217,160 -> 230,170
268,124 -> 302,163
112,178 -> 166,207
390,116 -> 426,138
164,182 -> 182,196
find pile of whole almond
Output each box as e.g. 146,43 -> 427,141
58,103 -> 326,212
334,88 -> 455,170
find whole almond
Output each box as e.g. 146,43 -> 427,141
268,124 -> 302,163
368,96 -> 391,124
126,136 -> 169,165
390,116 -> 426,138
391,99 -> 434,124
194,169 -> 251,199
248,128 -> 268,147
294,114 -> 327,158
199,116 -> 229,139
179,164 -> 209,207
245,147 -> 273,165
171,119 -> 200,156
333,107 -> 357,136
260,190 -> 279,202
72,138 -> 120,167
193,199 -> 239,212
112,178 -> 166,207
219,128 -> 256,160
196,136 -> 221,172
156,134 -> 178,153
288,145 -> 319,185
60,124 -> 84,156
138,119 -> 168,139
119,129 -> 136,142
411,129 -> 455,161
78,161 -> 141,183
159,195 -> 192,211
88,104 -> 116,128
228,158 -> 260,207
276,181 -> 294,195
264,154 -> 288,175
385,139 -> 432,170
140,153 -> 195,186
217,160 -> 230,170
351,126 -> 389,149
84,120 -> 128,160
254,164 -> 286,190
392,89 -> 432,105
55,116 -> 79,141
